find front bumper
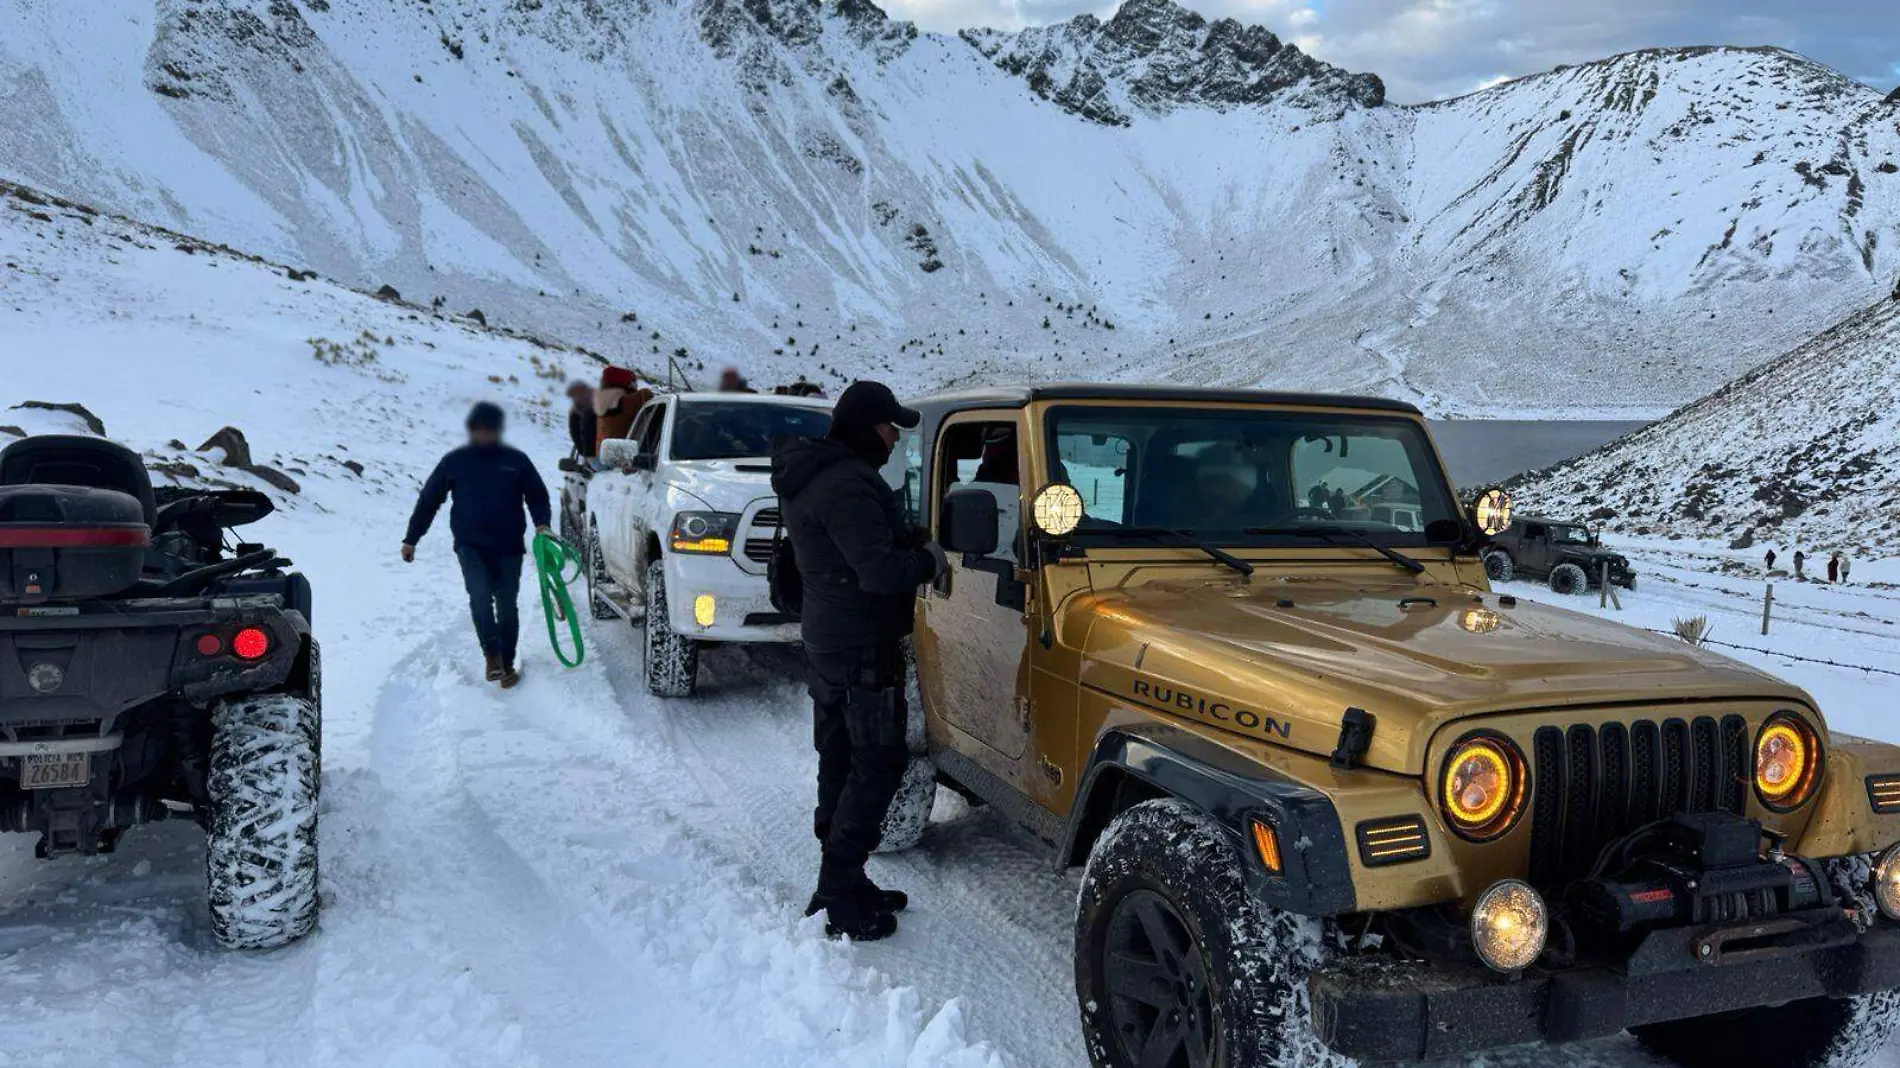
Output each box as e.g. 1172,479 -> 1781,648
1309,911 -> 1900,1062
663,554 -> 800,644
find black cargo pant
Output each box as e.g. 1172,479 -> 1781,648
807,638 -> 909,898
455,546 -> 523,663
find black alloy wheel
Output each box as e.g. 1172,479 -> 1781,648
1103,889 -> 1216,1068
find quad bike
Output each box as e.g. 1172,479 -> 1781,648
0,435 -> 319,949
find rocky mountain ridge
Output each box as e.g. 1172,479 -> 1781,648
0,0 -> 1895,414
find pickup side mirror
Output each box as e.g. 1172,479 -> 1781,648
598,439 -> 642,470
942,489 -> 1000,557
557,457 -> 584,474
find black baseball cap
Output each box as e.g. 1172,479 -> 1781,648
831,380 -> 920,432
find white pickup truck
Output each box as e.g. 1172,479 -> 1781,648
564,391 -> 834,696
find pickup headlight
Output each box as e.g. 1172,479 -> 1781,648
1755,713 -> 1821,811
1440,733 -> 1528,841
669,511 -> 739,555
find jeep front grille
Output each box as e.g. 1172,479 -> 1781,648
1527,715 -> 1748,890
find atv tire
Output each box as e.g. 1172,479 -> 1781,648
584,523 -> 618,621
1632,990 -> 1900,1068
1549,562 -> 1589,596
643,559 -> 698,697
874,756 -> 936,854
1482,551 -> 1515,583
207,692 -> 321,950
1076,799 -> 1340,1068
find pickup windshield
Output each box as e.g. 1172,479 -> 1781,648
670,401 -> 831,461
1046,405 -> 1459,547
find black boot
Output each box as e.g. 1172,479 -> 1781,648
856,874 -> 908,914
821,892 -> 897,941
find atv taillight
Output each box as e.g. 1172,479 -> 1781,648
196,633 -> 224,657
232,627 -> 270,660
0,525 -> 150,548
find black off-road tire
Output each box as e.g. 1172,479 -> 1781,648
1632,990 -> 1900,1068
1482,551 -> 1515,583
874,757 -> 936,854
1076,799 -> 1340,1068
643,559 -> 699,697
1549,562 -> 1589,596
584,523 -> 618,621
207,692 -> 321,950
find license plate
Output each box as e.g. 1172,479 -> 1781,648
20,752 -> 91,790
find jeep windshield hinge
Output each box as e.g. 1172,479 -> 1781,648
1330,708 -> 1375,769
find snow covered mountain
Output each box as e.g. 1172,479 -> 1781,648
1508,289 -> 1900,554
1,0 -> 1896,413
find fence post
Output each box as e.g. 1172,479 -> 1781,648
1762,584 -> 1774,636
1600,563 -> 1610,609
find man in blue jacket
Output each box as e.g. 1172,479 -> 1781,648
402,402 -> 552,687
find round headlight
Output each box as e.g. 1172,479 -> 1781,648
1440,734 -> 1527,841
1470,879 -> 1548,973
1473,489 -> 1513,537
1031,483 -> 1085,537
681,514 -> 710,538
1755,713 -> 1821,811
1873,844 -> 1900,922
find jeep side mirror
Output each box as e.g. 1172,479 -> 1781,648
942,489 -> 1000,557
598,439 -> 641,470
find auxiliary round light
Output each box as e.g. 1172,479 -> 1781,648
1873,844 -> 1900,922
1440,734 -> 1526,841
1459,608 -> 1502,634
1473,489 -> 1513,537
1032,483 -> 1085,537
692,594 -> 716,628
1470,879 -> 1548,973
1754,713 -> 1820,811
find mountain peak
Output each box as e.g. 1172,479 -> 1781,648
961,0 -> 1382,126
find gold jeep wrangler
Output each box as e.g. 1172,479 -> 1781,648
887,384 -> 1900,1068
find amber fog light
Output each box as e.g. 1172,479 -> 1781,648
1755,713 -> 1820,811
1874,845 -> 1900,922
1439,734 -> 1527,841
1471,879 -> 1548,973
692,594 -> 716,628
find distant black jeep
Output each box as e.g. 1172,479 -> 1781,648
1482,516 -> 1636,595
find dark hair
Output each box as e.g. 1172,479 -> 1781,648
466,402 -> 506,431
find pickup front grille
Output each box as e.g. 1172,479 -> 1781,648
752,507 -> 781,529
1527,715 -> 1748,891
743,539 -> 775,563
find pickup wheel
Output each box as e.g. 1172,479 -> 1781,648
206,692 -> 321,950
1549,562 -> 1589,596
1482,550 -> 1515,583
1076,799 -> 1336,1068
643,559 -> 699,697
1632,990 -> 1900,1068
584,523 -> 618,621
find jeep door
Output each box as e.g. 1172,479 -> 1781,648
915,411 -> 1036,786
1519,521 -> 1552,573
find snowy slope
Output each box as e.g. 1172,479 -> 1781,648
1507,291 -> 1900,554
1,0 -> 1896,414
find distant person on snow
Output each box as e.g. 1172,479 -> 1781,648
565,381 -> 597,460
1764,549 -> 1777,573
1842,555 -> 1853,584
771,381 -> 945,942
401,402 -> 552,689
1828,554 -> 1841,584
1794,550 -> 1807,580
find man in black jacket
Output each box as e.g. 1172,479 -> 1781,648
402,402 -> 553,688
772,381 -> 944,940
565,381 -> 597,460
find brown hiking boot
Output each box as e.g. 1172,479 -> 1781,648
484,655 -> 504,682
499,662 -> 521,689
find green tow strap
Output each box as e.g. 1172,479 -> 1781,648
533,532 -> 586,668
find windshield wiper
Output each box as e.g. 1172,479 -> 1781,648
1245,526 -> 1426,575
1108,526 -> 1255,577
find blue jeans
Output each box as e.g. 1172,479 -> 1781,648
456,547 -> 524,663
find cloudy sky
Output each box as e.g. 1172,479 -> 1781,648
884,0 -> 1900,104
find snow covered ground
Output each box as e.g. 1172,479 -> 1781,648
6,181 -> 1900,1068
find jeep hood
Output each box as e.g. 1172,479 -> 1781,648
1072,576 -> 1809,775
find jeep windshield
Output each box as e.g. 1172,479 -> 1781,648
1046,405 -> 1459,548
670,401 -> 831,461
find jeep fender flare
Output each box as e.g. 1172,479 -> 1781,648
1061,723 -> 1357,916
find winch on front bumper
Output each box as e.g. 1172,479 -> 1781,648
1308,812 -> 1900,1062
